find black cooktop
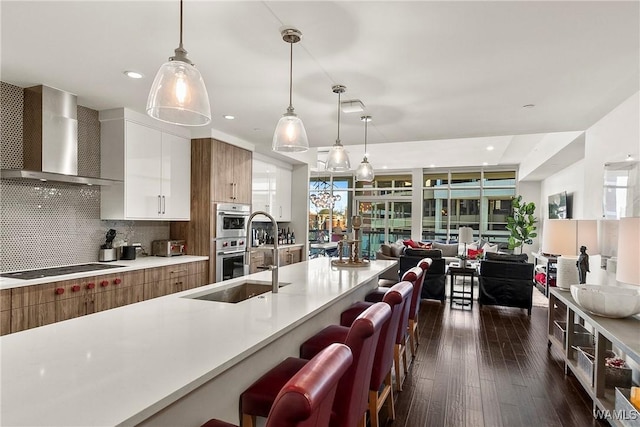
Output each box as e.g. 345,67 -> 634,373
1,263 -> 125,280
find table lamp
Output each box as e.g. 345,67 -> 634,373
616,217 -> 640,287
541,219 -> 598,288
458,226 -> 474,262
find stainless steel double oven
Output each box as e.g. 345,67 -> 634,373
215,203 -> 250,282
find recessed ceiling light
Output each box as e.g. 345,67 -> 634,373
482,162 -> 488,166
123,70 -> 144,79
223,115 -> 235,120
626,154 -> 634,161
522,104 -> 535,108
382,165 -> 388,169
341,99 -> 365,113
429,164 -> 435,168
486,146 -> 494,151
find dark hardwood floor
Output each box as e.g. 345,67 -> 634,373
390,294 -> 609,427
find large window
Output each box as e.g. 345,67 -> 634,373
309,176 -> 353,242
422,169 -> 516,243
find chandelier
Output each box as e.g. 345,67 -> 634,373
310,180 -> 341,209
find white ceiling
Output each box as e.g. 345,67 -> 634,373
2,1 -> 639,175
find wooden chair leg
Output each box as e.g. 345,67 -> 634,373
394,344 -> 403,392
369,390 -> 379,427
241,413 -> 256,427
386,371 -> 396,421
408,320 -> 416,359
358,413 -> 366,427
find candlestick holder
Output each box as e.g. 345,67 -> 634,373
331,215 -> 369,268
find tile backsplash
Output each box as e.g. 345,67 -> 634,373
0,82 -> 169,272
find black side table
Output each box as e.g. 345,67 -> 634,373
448,266 -> 477,308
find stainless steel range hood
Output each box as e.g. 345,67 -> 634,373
0,85 -> 122,186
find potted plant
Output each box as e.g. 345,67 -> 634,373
506,195 -> 538,254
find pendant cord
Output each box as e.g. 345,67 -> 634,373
178,0 -> 184,48
288,42 -> 293,109
364,119 -> 368,155
336,91 -> 341,141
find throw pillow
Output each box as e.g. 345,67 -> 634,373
418,241 -> 432,249
432,241 -> 458,257
482,242 -> 499,253
379,244 -> 392,257
403,239 -> 419,248
467,248 -> 484,259
390,243 -> 405,258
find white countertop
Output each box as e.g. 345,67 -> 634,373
0,258 -> 396,427
0,255 -> 209,290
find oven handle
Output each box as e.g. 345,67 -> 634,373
218,211 -> 249,217
217,250 -> 246,256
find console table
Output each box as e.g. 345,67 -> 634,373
548,288 -> 640,426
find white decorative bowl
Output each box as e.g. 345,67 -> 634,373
570,285 -> 640,318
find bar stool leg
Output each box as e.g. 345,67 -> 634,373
368,390 -> 379,427
386,371 -> 396,420
241,414 -> 256,427
394,345 -> 403,392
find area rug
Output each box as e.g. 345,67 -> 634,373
532,287 -> 549,308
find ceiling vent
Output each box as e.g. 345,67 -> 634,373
340,99 -> 365,113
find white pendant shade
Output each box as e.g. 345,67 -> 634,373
272,110 -> 309,152
355,158 -> 374,182
326,141 -> 350,172
147,59 -> 211,126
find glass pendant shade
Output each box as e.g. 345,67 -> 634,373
272,108 -> 309,152
326,141 -> 351,172
147,59 -> 211,126
355,158 -> 375,182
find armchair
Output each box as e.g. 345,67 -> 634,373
399,248 -> 446,303
478,254 -> 534,315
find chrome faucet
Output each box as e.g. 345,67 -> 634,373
245,211 -> 279,293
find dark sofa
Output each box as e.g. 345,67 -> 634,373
478,252 -> 534,315
399,248 -> 446,302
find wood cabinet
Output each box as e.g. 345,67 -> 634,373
252,158 -> 292,221
533,252 -> 557,297
263,245 -> 304,267
212,140 -> 252,204
1,289 -> 12,335
170,138 -> 252,283
3,261 -> 206,335
249,251 -> 266,274
99,108 -> 191,220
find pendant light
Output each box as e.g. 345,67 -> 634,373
272,28 -> 309,152
355,115 -> 375,182
326,85 -> 351,172
146,0 -> 211,126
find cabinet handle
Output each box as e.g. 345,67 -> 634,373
55,288 -> 65,295
113,278 -> 122,285
158,195 -> 161,214
86,282 -> 95,290
162,195 -> 166,214
279,206 -> 282,218
71,285 -> 81,292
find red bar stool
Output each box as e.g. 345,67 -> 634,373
202,343 -> 353,427
240,302 -> 391,427
300,281 -> 412,427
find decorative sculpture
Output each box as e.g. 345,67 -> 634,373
331,215 -> 369,268
576,245 -> 590,284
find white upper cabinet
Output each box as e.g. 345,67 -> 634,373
252,157 -> 292,222
99,108 -> 191,220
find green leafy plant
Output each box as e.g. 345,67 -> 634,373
506,195 -> 538,254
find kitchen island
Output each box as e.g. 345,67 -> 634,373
0,257 -> 396,426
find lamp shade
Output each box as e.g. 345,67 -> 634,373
146,60 -> 211,126
355,158 -> 374,182
272,111 -> 309,152
541,219 -> 599,256
326,142 -> 350,172
458,227 -> 474,244
616,217 -> 640,285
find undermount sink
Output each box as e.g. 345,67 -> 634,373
187,280 -> 291,304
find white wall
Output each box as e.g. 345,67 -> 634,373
538,91 -> 640,285
584,91 -> 640,219
517,180 -> 542,260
